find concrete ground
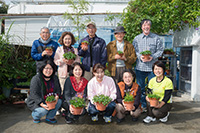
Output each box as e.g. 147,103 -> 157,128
1,95 -> 200,133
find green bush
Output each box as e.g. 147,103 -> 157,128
93,94 -> 112,106
70,96 -> 86,108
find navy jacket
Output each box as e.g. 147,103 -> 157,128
78,35 -> 107,71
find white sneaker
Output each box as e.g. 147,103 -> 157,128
56,110 -> 60,116
159,112 -> 170,123
91,115 -> 98,122
143,116 -> 156,123
103,116 -> 112,123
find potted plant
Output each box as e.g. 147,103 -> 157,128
16,81 -> 30,88
45,93 -> 57,110
147,93 -> 160,107
140,50 -> 152,60
123,92 -> 135,111
81,40 -> 89,48
163,48 -> 174,55
45,47 -> 53,53
63,52 -> 76,65
165,64 -> 170,75
93,94 -> 112,111
117,51 -> 124,57
70,96 -> 86,115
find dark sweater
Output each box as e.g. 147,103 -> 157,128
26,74 -> 61,111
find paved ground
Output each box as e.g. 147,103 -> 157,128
0,95 -> 200,133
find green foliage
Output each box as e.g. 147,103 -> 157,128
82,40 -> 89,44
147,93 -> 160,100
93,94 -> 112,106
16,81 -> 30,87
122,0 -> 200,42
104,69 -> 111,77
140,50 -> 152,55
0,94 -> 6,101
70,96 -> 86,108
117,51 -> 123,54
0,1 -> 8,14
124,92 -> 135,102
45,94 -> 56,102
45,47 -> 52,50
63,52 -> 76,60
63,0 -> 91,41
164,48 -> 174,52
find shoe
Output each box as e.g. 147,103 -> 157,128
159,112 -> 170,123
45,118 -> 57,124
56,110 -> 61,116
91,115 -> 98,122
116,118 -> 124,123
103,116 -> 112,123
132,117 -> 138,122
33,119 -> 40,123
141,107 -> 147,113
65,116 -> 73,124
143,116 -> 156,123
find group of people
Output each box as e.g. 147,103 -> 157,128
26,19 -> 173,124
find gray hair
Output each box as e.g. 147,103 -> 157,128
40,27 -> 50,33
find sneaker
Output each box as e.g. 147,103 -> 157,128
65,116 -> 73,124
143,116 -> 156,123
91,115 -> 98,122
116,118 -> 124,123
56,110 -> 60,116
33,119 -> 40,123
45,118 -> 57,124
103,116 -> 112,123
159,112 -> 170,123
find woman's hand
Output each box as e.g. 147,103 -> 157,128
40,102 -> 49,110
69,105 -> 83,115
55,95 -> 59,104
146,96 -> 150,102
122,101 -> 135,111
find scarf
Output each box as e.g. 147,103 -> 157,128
40,74 -> 54,99
63,45 -> 75,54
39,37 -> 51,45
70,76 -> 88,93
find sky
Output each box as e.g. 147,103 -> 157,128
4,0 -> 11,5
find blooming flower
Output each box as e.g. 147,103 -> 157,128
175,5 -> 178,8
196,28 -> 199,30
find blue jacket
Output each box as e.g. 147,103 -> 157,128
31,39 -> 59,71
78,35 -> 107,71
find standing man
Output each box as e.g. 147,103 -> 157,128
107,26 -> 137,83
78,22 -> 107,80
31,27 -> 59,72
132,19 -> 164,112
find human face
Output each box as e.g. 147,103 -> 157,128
40,28 -> 50,41
86,24 -> 97,38
142,21 -> 151,36
43,64 -> 53,77
93,68 -> 104,82
63,34 -> 72,47
123,72 -> 133,86
114,32 -> 125,42
73,65 -> 83,79
153,65 -> 164,78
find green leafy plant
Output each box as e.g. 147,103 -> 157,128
147,93 -> 160,100
45,93 -> 56,102
16,81 -> 30,87
70,96 -> 86,108
117,51 -> 123,54
104,69 -> 111,77
93,94 -> 112,106
124,92 -> 135,102
63,52 -> 76,60
81,40 -> 89,45
140,50 -> 152,55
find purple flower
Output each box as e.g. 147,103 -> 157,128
196,28 -> 199,30
175,5 -> 178,8
160,9 -> 163,12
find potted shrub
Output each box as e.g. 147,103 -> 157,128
140,50 -> 152,60
164,48 -> 174,55
45,47 -> 53,53
81,40 -> 89,48
93,94 -> 112,111
147,93 -> 160,107
63,52 -> 76,65
45,93 -> 57,110
117,51 -> 124,57
70,96 -> 86,115
123,92 -> 135,111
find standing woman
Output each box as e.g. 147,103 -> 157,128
26,59 -> 62,124
54,31 -> 80,91
87,63 -> 117,123
62,62 -> 88,124
143,61 -> 173,123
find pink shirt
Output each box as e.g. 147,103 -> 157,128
87,75 -> 117,104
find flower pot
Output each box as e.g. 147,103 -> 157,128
165,69 -> 171,75
67,59 -> 74,65
117,53 -> 124,57
95,102 -> 107,111
149,98 -> 159,107
71,105 -> 83,115
46,101 -> 56,110
81,42 -> 88,48
143,54 -> 150,60
123,100 -> 134,111
45,48 -> 52,53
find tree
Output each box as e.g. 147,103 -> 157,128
63,0 -> 91,42
0,0 -> 8,14
122,0 -> 200,43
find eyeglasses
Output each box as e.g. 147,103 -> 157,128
44,67 -> 53,70
41,32 -> 50,34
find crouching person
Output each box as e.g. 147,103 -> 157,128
115,69 -> 142,123
26,59 -> 62,124
62,62 -> 88,124
87,63 -> 116,123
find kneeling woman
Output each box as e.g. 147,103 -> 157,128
87,63 -> 117,123
116,69 -> 142,123
143,61 -> 173,123
26,59 -> 62,124
62,62 -> 88,124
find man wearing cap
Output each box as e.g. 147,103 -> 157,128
132,19 -> 164,112
78,22 -> 107,80
107,26 -> 137,83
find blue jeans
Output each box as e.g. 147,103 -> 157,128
32,99 -> 62,120
135,69 -> 154,108
88,101 -> 116,117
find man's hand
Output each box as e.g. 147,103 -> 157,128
81,45 -> 88,51
140,55 -> 153,62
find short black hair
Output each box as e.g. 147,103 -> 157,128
92,63 -> 105,73
140,19 -> 152,28
152,61 -> 166,75
122,69 -> 136,82
39,58 -> 57,76
69,62 -> 85,77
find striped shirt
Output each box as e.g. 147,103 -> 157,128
133,32 -> 164,72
